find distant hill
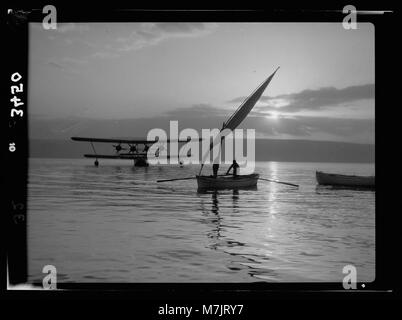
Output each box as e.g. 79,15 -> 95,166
29,139 -> 375,163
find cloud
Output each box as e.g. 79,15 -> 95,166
155,23 -> 213,33
114,23 -> 218,53
37,23 -> 219,70
230,84 -> 375,114
165,103 -> 231,118
29,111 -> 375,144
46,61 -> 64,70
159,102 -> 374,143
161,99 -> 374,142
242,115 -> 374,143
74,23 -> 217,60
29,77 -> 375,144
57,23 -> 90,33
60,57 -> 88,65
45,57 -> 87,74
31,22 -> 90,34
91,51 -> 120,59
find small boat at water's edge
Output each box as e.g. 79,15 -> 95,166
316,171 -> 375,188
196,174 -> 259,190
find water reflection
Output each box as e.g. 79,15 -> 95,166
212,190 -> 219,215
198,189 -> 250,252
208,191 -> 221,249
198,190 -> 221,250
113,166 -> 127,183
268,161 -> 278,180
315,185 -> 375,194
232,189 -> 239,213
29,159 -> 376,282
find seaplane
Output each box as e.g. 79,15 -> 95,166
70,136 -> 196,167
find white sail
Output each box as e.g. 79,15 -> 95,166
199,67 -> 280,174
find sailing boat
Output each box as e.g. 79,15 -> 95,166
196,67 -> 280,190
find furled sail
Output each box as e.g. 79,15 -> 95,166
223,66 -> 280,131
199,67 -> 280,174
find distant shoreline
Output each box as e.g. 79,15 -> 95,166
28,157 -> 375,164
29,139 -> 375,163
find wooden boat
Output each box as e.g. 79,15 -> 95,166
196,174 -> 259,190
316,171 -> 375,188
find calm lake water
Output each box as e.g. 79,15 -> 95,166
27,158 -> 375,283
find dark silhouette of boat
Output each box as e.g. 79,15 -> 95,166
316,171 -> 374,189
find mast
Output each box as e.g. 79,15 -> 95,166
198,67 -> 280,175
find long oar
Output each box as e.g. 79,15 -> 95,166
157,177 -> 196,183
157,173 -> 232,183
259,177 -> 299,188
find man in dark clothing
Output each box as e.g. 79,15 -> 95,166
226,160 -> 240,176
212,163 -> 219,177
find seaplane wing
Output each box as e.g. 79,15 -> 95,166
71,137 -> 200,144
72,137 -> 155,144
84,154 -> 175,159
84,153 -> 147,159
71,136 -> 200,167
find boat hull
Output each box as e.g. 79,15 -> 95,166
316,171 -> 374,188
196,173 -> 259,190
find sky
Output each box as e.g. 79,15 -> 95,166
29,22 -> 375,143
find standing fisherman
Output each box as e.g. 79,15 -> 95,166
226,160 -> 240,176
212,163 -> 219,177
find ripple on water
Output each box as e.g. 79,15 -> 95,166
27,159 -> 375,283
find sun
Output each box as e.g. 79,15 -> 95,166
266,112 -> 280,120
